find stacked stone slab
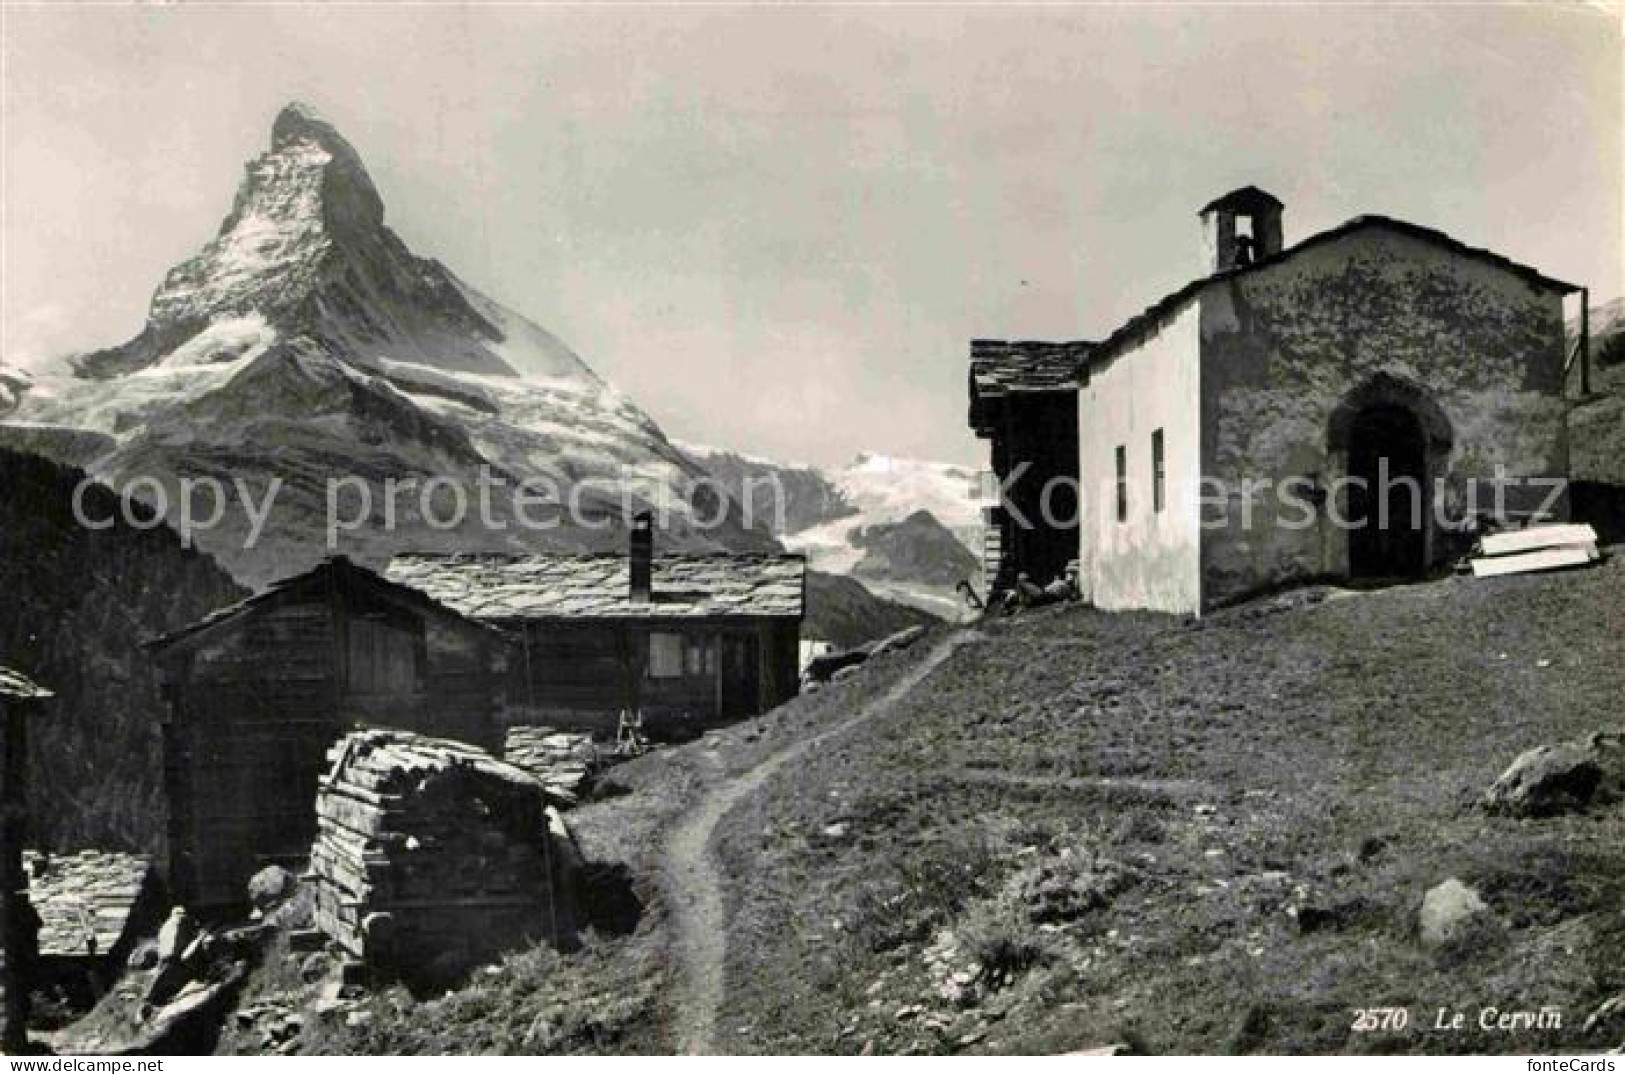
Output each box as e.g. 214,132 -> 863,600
24,850 -> 161,964
502,727 -> 598,806
310,729 -> 579,985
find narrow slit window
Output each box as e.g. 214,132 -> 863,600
1115,445 -> 1128,522
1152,429 -> 1166,513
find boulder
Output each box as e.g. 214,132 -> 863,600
870,625 -> 927,657
1482,735 -> 1621,817
248,865 -> 299,912
804,646 -> 870,683
1418,877 -> 1493,950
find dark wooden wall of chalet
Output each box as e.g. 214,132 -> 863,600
990,392 -> 1079,594
759,620 -> 801,714
505,618 -> 801,735
162,601 -> 337,909
338,614 -> 501,752
163,592 -> 501,909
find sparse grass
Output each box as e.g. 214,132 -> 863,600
705,559 -> 1625,1054
239,558 -> 1625,1055
847,832 -> 1003,952
300,931 -> 663,1056
954,897 -> 1053,989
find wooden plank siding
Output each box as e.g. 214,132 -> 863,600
501,618 -> 800,737
155,561 -> 507,910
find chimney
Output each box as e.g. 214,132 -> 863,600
1199,186 -> 1284,273
629,511 -> 653,603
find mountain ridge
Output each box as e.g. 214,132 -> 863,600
4,103 -> 774,586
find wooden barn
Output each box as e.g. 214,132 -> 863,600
968,340 -> 1087,601
148,558 -> 511,910
1,667 -> 51,1053
386,517 -> 805,736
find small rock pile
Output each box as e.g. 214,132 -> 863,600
24,849 -> 161,961
502,727 -> 599,807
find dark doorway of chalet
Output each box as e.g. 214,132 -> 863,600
1347,403 -> 1428,580
719,635 -> 759,719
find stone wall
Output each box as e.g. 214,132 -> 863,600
1197,225 -> 1569,605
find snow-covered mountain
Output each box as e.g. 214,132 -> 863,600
3,103 -> 771,586
682,445 -> 985,619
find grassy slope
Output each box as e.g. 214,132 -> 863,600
294,639 -> 955,1055
712,563 -> 1625,1054
300,559 -> 1624,1055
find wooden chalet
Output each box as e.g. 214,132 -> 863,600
968,340 -> 1088,600
1,667 -> 51,1053
148,558 -> 510,910
386,516 -> 805,736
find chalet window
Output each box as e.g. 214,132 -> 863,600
348,616 -> 420,695
684,636 -> 717,677
648,632 -> 685,679
1115,445 -> 1128,522
1152,429 -> 1166,513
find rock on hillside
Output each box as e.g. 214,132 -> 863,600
0,362 -> 31,414
4,102 -> 771,588
0,446 -> 246,850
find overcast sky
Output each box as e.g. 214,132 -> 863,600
3,3 -> 1618,467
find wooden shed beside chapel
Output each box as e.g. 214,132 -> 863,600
968,340 -> 1087,601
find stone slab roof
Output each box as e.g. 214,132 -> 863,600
25,850 -> 156,958
0,666 -> 51,701
385,553 -> 806,622
148,556 -> 507,651
969,340 -> 1089,395
968,340 -> 1090,434
1087,215 -> 1581,370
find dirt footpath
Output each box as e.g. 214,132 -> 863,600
659,631 -> 982,1054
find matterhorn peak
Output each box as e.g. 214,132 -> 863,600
73,102 -> 602,380
265,101 -> 383,224
271,100 -> 334,141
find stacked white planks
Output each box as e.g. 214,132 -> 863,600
1469,523 -> 1601,578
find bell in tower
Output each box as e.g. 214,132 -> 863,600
1199,186 -> 1284,273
